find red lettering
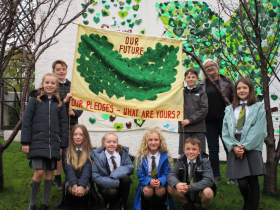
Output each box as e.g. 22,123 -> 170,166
140,47 -> 144,55
94,102 -> 98,110
110,105 -> 114,113
79,100 -> 83,107
130,37 -> 134,45
135,47 -> 139,54
119,45 -> 124,53
135,38 -> 139,46
150,111 -> 154,118
125,37 -> 129,44
71,99 -> 76,107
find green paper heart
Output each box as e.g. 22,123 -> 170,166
101,9 -> 110,16
125,6 -> 131,11
102,0 -> 106,4
276,118 -> 279,121
277,129 -> 280,133
129,22 -> 135,28
112,17 -> 115,19
119,6 -> 124,10
119,1 -> 125,6
82,13 -> 87,18
88,8 -> 95,14
81,3 -> 86,8
93,16 -> 100,23
96,13 -> 100,16
126,18 -> 131,23
118,11 -> 128,19
135,19 -> 142,25
173,27 -> 184,36
219,69 -> 225,74
121,21 -> 126,25
105,5 -> 110,10
271,94 -> 278,101
89,117 -> 96,124
126,0 -> 132,4
102,114 -> 111,120
114,123 -> 123,131
83,20 -> 89,25
134,0 -> 141,3
139,29 -> 146,34
132,4 -> 139,11
134,119 -> 145,127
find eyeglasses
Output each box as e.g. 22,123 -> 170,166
204,64 -> 217,69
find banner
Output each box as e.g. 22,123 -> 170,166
70,24 -> 184,121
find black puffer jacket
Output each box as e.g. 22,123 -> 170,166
178,85 -> 208,133
57,79 -> 83,129
21,90 -> 68,160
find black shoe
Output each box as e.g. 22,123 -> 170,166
120,201 -> 127,210
52,179 -> 63,191
40,204 -> 48,210
27,204 -> 35,210
242,200 -> 250,210
183,201 -> 196,210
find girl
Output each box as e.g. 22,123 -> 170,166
222,78 -> 266,210
61,124 -> 93,208
133,129 -> 174,210
21,73 -> 68,210
91,133 -> 134,210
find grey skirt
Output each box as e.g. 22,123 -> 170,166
225,134 -> 266,179
29,158 -> 57,170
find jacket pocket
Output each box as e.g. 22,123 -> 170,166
32,132 -> 43,139
56,133 -> 61,142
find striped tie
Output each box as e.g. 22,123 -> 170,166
111,156 -> 117,170
77,150 -> 81,164
189,161 -> 195,200
151,156 -> 157,179
236,103 -> 246,131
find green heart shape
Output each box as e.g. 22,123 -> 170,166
96,12 -> 100,16
129,22 -> 135,28
173,27 -> 184,36
134,0 -> 141,3
81,3 -> 86,8
125,6 -> 131,11
102,0 -> 106,4
119,6 -> 124,10
135,19 -> 142,25
102,114 -> 111,120
277,129 -> 280,133
121,21 -> 126,25
88,8 -> 95,14
114,123 -> 123,131
126,18 -> 131,23
126,0 -> 132,4
119,1 -> 125,6
132,4 -> 139,11
139,29 -> 146,34
93,16 -> 100,24
219,69 -> 225,74
83,20 -> 89,25
101,9 -> 110,16
134,119 -> 145,127
105,5 -> 110,10
271,94 -> 278,101
276,118 -> 279,121
118,11 -> 128,19
89,117 -> 96,124
82,13 -> 87,18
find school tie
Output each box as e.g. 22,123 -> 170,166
236,103 -> 246,131
77,150 -> 81,164
189,161 -> 195,200
151,156 -> 157,179
110,156 -> 117,170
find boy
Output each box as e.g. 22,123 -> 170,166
167,137 -> 216,210
178,68 -> 208,155
52,60 -> 83,190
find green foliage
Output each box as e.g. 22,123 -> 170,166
76,33 -> 179,101
8,102 -> 20,125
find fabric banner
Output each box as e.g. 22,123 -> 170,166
70,23 -> 184,121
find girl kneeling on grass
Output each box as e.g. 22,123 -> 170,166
91,133 -> 134,210
222,78 -> 266,210
21,73 -> 68,210
133,129 -> 174,210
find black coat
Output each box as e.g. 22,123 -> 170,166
178,85 -> 208,133
57,79 -> 83,129
21,91 -> 68,160
62,148 -> 92,188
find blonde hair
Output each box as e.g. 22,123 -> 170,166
66,124 -> 94,170
37,73 -> 62,107
101,133 -> 123,153
136,129 -> 173,168
199,58 -> 219,80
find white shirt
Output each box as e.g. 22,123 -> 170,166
186,86 -> 195,90
105,150 -> 121,172
75,147 -> 82,152
234,100 -> 250,134
187,158 -> 196,180
59,79 -> 66,83
147,151 -> 160,176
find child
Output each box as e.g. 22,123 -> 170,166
133,129 -> 175,210
167,137 -> 216,210
178,68 -> 208,155
222,78 -> 266,210
52,60 -> 83,190
21,73 -> 68,210
91,133 -> 134,210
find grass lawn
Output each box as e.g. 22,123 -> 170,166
1,139 -> 280,210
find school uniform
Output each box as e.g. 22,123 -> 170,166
133,152 -> 175,210
222,101 -> 266,179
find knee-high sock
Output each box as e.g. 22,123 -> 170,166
42,180 -> 52,205
30,180 -> 41,205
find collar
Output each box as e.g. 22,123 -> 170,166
239,100 -> 247,105
105,149 -> 118,158
59,79 -> 66,83
76,147 -> 82,152
186,86 -> 196,90
147,151 -> 160,159
187,158 -> 196,165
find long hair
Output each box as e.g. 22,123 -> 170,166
232,78 -> 257,108
37,73 -> 62,107
199,58 -> 219,79
136,129 -> 173,168
66,124 -> 94,170
101,133 -> 123,153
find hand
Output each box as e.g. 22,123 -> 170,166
22,145 -> 29,154
72,184 -> 78,196
151,179 -> 161,188
175,183 -> 188,194
118,181 -> 120,185
60,149 -> 63,157
64,92 -> 72,103
149,179 -> 157,188
68,108 -> 75,116
233,146 -> 245,159
181,119 -> 190,127
76,186 -> 86,197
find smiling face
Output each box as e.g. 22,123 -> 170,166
237,81 -> 250,102
184,72 -> 198,88
184,142 -> 201,161
73,127 -> 84,148
204,61 -> 218,77
103,134 -> 118,155
53,63 -> 67,82
42,75 -> 58,97
147,133 -> 160,155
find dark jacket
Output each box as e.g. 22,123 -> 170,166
21,90 -> 68,160
167,153 -> 216,194
198,74 -> 234,104
58,79 -> 83,128
178,85 -> 208,133
90,146 -> 134,188
62,148 -> 92,188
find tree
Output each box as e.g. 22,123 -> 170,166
0,0 -> 92,192
156,0 -> 280,195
